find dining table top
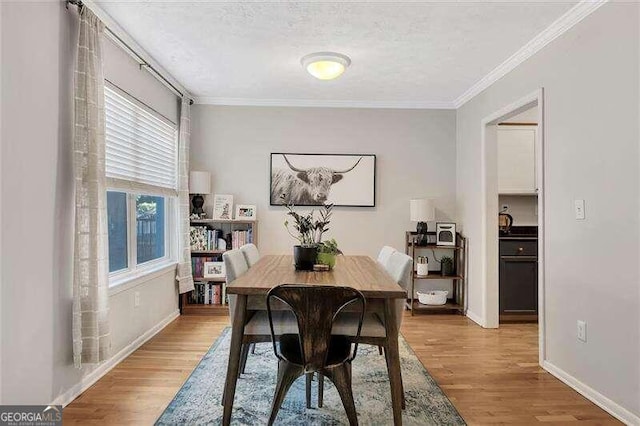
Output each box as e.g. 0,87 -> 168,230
226,254 -> 406,298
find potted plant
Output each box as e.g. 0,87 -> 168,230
284,199 -> 333,270
440,256 -> 455,276
316,238 -> 342,269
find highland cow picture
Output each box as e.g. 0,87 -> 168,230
270,153 -> 376,207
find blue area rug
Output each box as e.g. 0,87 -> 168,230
156,328 -> 465,425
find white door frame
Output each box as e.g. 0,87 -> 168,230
480,88 -> 546,364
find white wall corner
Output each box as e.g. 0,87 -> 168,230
453,0 -> 609,108
542,361 -> 640,426
465,310 -> 486,328
52,309 -> 180,407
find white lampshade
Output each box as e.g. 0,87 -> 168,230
189,171 -> 211,195
410,199 -> 435,222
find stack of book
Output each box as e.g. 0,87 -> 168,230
231,229 -> 253,249
190,226 -> 222,251
191,256 -> 218,277
191,282 -> 224,305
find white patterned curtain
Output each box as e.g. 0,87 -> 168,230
176,99 -> 195,294
72,7 -> 110,367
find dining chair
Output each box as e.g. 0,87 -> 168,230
321,250 -> 412,409
221,251 -> 301,407
239,243 -> 260,356
266,284 -> 366,426
240,243 -> 260,267
223,250 -> 253,375
376,245 -> 397,268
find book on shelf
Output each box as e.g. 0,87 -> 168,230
213,284 -> 222,305
190,282 -> 225,305
191,256 -> 223,278
230,229 -> 253,250
190,226 -> 222,251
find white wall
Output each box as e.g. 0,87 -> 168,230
0,0 -> 4,404
457,2 -> 639,419
191,106 -> 457,267
502,106 -> 538,124
103,35 -> 179,123
0,1 -> 178,404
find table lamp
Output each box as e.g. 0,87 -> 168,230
410,198 -> 435,246
189,171 -> 211,216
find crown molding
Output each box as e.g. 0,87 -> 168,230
194,97 -> 456,110
453,0 -> 608,108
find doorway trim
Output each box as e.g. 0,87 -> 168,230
479,88 -> 545,364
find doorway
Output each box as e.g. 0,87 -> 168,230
480,89 -> 545,364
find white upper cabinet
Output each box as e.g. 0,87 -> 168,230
497,125 -> 537,195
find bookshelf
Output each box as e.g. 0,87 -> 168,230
180,218 -> 258,316
405,231 -> 467,316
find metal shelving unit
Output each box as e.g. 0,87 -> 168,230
405,231 -> 467,315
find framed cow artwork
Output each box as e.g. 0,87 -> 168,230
270,153 -> 376,207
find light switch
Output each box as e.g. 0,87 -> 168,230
574,199 -> 585,220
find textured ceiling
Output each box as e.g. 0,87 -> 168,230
96,1 -> 576,105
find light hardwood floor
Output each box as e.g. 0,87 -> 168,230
63,314 -> 619,425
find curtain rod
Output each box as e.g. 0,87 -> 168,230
67,0 -> 194,105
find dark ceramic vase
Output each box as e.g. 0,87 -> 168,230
293,245 -> 317,271
441,260 -> 455,276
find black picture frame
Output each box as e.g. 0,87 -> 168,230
270,153 -> 376,207
436,222 -> 457,246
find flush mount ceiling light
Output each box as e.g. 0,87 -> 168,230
301,52 -> 351,80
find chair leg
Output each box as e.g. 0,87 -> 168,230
268,360 -> 303,426
318,373 -> 324,408
384,344 -> 406,410
250,343 -> 256,354
325,363 -> 358,426
240,344 -> 250,375
305,372 -> 313,408
378,345 -> 383,355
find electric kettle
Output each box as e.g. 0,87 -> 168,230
499,212 -> 513,234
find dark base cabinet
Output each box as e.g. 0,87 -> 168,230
499,238 -> 538,322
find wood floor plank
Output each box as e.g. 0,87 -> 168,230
63,314 -> 620,425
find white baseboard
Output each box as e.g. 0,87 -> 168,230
542,360 -> 640,425
52,309 -> 180,407
465,310 -> 485,327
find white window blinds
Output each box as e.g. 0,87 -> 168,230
105,86 -> 178,195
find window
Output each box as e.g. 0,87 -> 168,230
105,85 -> 178,283
136,194 -> 165,264
107,191 -> 128,273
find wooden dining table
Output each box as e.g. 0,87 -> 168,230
221,255 -> 407,425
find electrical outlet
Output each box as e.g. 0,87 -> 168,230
134,291 -> 140,308
574,199 -> 585,220
577,320 -> 587,342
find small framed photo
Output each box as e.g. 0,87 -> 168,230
203,261 -> 225,279
212,194 -> 233,220
436,222 -> 457,246
235,204 -> 257,220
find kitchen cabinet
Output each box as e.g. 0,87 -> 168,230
499,238 -> 537,321
497,125 -> 537,194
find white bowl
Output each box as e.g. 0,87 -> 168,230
416,290 -> 448,305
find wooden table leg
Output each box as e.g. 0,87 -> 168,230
222,294 -> 247,425
384,298 -> 403,425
